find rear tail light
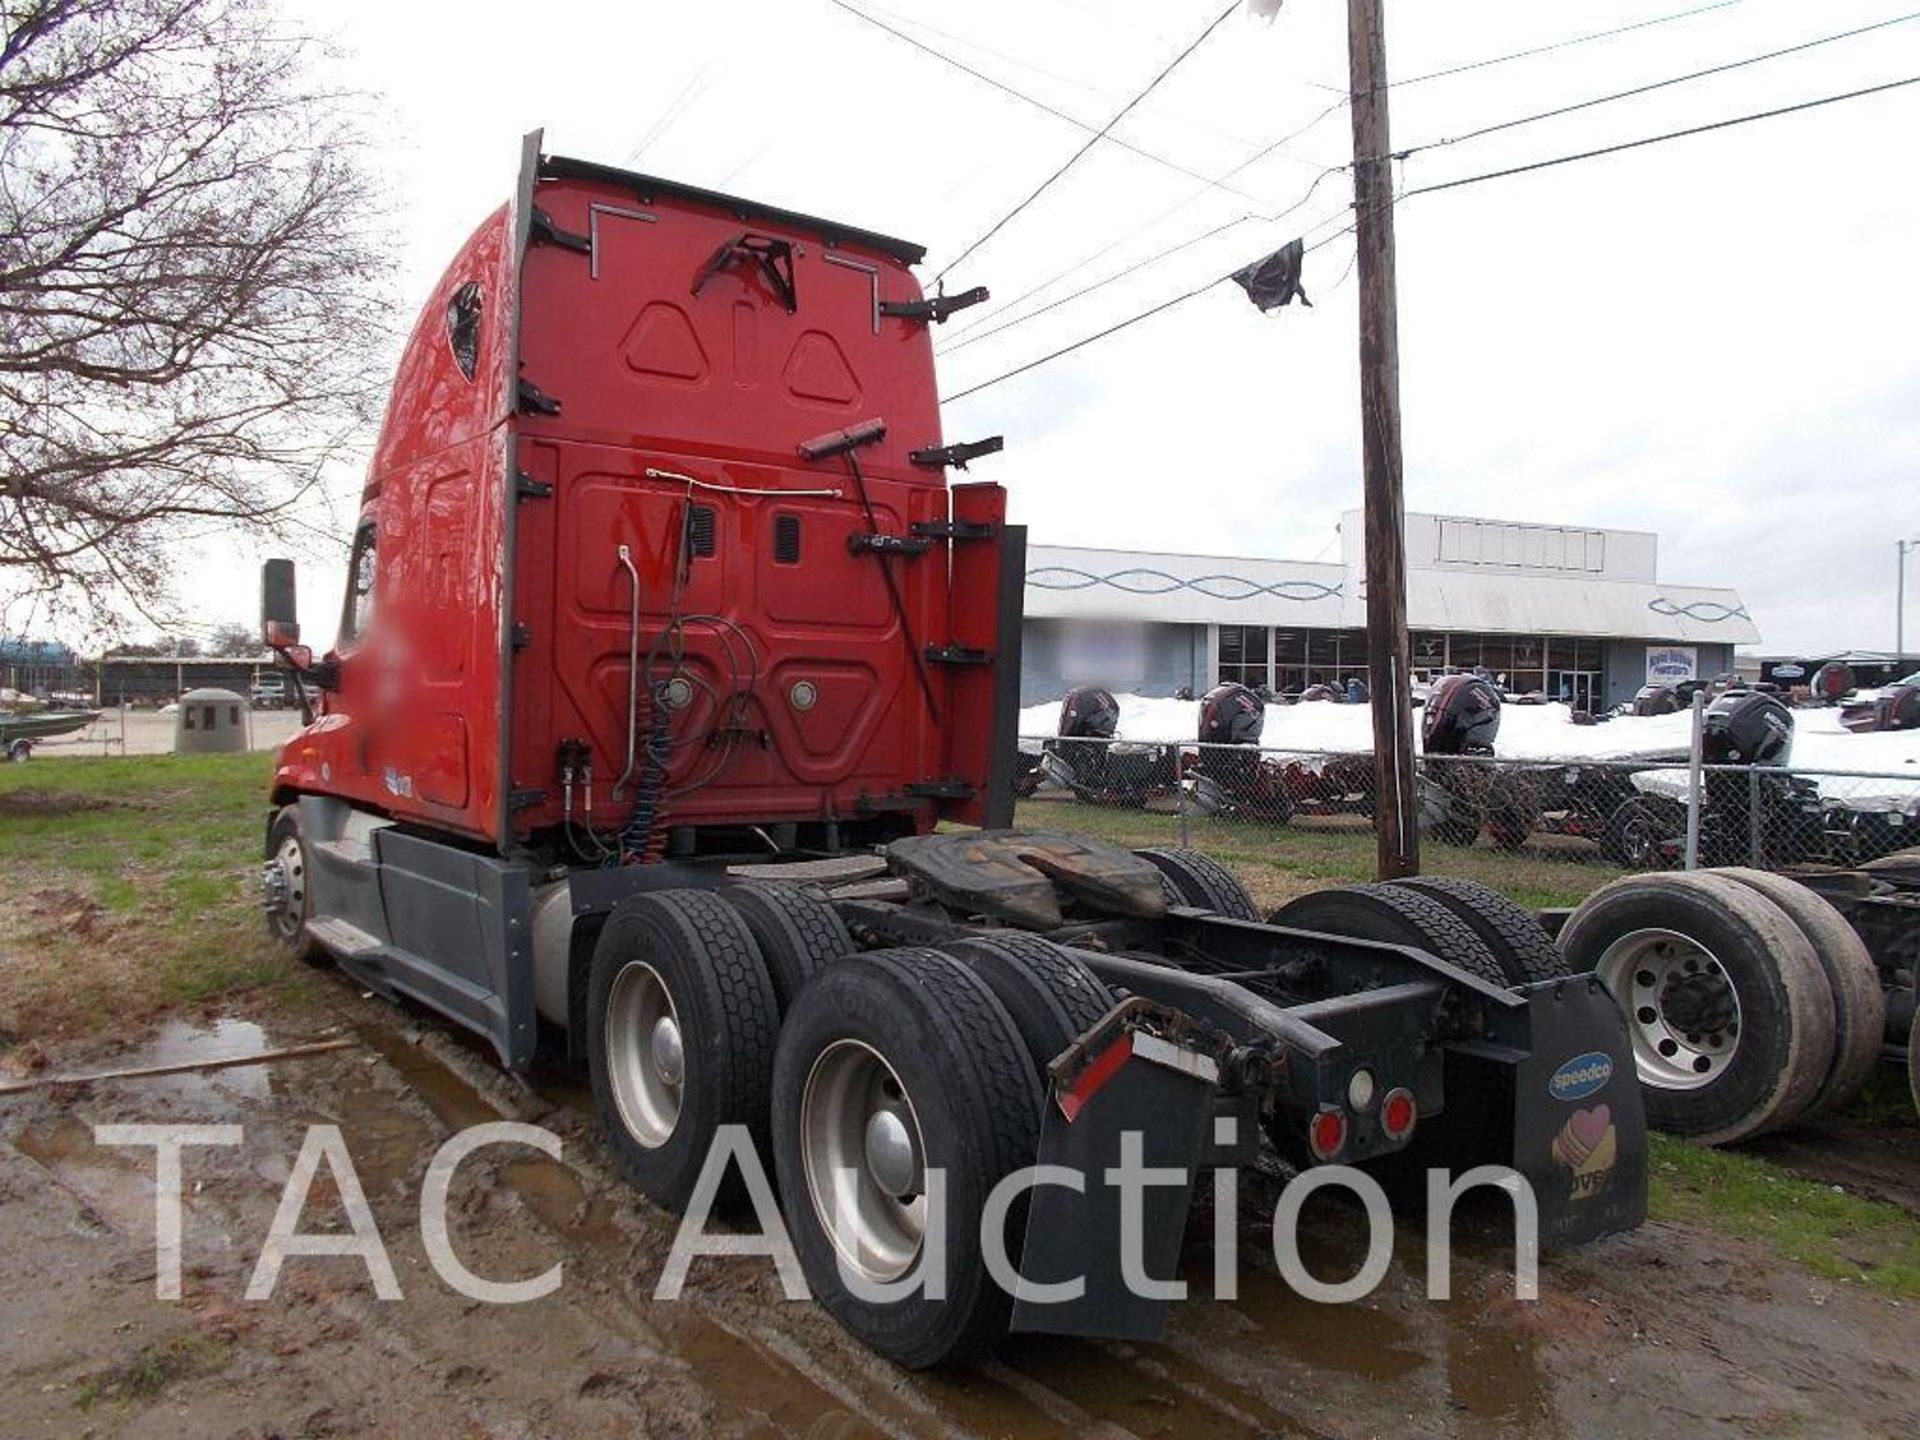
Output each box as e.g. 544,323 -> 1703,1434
1308,1108 -> 1348,1162
1380,1087 -> 1417,1142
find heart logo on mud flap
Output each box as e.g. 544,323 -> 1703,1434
1551,1104 -> 1617,1199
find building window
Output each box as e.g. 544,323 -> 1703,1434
1411,631 -> 1447,677
1272,629 -> 1307,693
1216,625 -> 1269,689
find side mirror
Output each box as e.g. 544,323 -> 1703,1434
261,559 -> 299,646
281,644 -> 314,672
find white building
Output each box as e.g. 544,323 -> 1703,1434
1020,511 -> 1759,712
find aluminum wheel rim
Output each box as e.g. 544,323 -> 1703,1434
1595,927 -> 1742,1089
800,1039 -> 927,1284
605,961 -> 684,1148
270,834 -> 306,940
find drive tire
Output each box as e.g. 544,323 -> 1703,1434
587,890 -> 781,1212
720,881 -> 855,1014
1714,868 -> 1886,1118
1269,884 -> 1508,987
1135,848 -> 1259,921
942,934 -> 1116,1072
264,806 -> 323,965
1560,872 -> 1835,1144
1388,875 -> 1570,985
771,948 -> 1042,1368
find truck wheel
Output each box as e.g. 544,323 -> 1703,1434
1713,868 -> 1886,1118
587,890 -> 781,1212
1134,848 -> 1259,921
5,739 -> 30,763
1388,875 -> 1570,985
720,881 -> 855,1014
1910,1014 -> 1919,1121
1560,873 -> 1835,1144
942,934 -> 1116,1072
1604,796 -> 1680,870
1269,884 -> 1508,987
771,948 -> 1042,1368
264,806 -> 322,964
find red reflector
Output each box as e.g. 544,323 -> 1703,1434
1381,1088 -> 1417,1140
1308,1108 -> 1347,1161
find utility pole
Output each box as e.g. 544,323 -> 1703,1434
1348,0 -> 1418,879
1900,538 -> 1914,669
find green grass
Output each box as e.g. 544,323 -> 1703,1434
0,752 -> 309,1036
1015,795 -> 1622,910
1649,1132 -> 1920,1299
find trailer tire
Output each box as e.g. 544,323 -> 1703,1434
1268,884 -> 1508,987
5,739 -> 30,763
587,890 -> 782,1212
1560,873 -> 1835,1144
1388,876 -> 1570,985
1134,848 -> 1259,921
1604,796 -> 1681,870
1713,868 -> 1886,1118
1910,1013 -> 1919,1120
772,948 -> 1042,1368
264,806 -> 323,965
719,881 -> 855,1014
942,934 -> 1116,1071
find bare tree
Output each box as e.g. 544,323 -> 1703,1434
0,0 -> 392,627
205,619 -> 258,655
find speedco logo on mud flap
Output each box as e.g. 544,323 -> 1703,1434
1547,1051 -> 1613,1103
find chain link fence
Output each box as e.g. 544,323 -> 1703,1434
1013,733 -> 1920,899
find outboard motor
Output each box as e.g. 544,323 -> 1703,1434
1059,686 -> 1120,740
1198,682 -> 1265,747
1419,673 -> 1520,844
1631,684 -> 1678,717
1190,683 -> 1271,817
1045,686 -> 1175,807
1841,682 -> 1920,734
1702,690 -> 1793,765
1811,662 -> 1855,705
1422,673 -> 1502,756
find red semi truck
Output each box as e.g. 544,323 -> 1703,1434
259,135 -> 1647,1366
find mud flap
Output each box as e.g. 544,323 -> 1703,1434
1401,976 -> 1646,1246
1010,1031 -> 1217,1340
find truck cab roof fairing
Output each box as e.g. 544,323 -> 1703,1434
536,153 -> 927,269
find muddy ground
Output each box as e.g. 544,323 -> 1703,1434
3,976 -> 1916,1440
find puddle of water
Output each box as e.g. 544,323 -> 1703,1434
135,1017 -> 279,1100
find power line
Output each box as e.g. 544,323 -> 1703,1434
1389,0 -> 1746,91
855,0 -> 1270,152
943,226 -> 1352,404
1400,70 -> 1920,202
934,0 -> 1755,353
943,65 -> 1920,404
932,0 -> 1243,284
822,0 -> 1271,205
1270,1 -> 1750,152
938,212 -> 1253,356
939,164 -> 1346,356
1391,9 -> 1920,162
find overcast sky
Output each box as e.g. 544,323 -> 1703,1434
104,0 -> 1920,657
